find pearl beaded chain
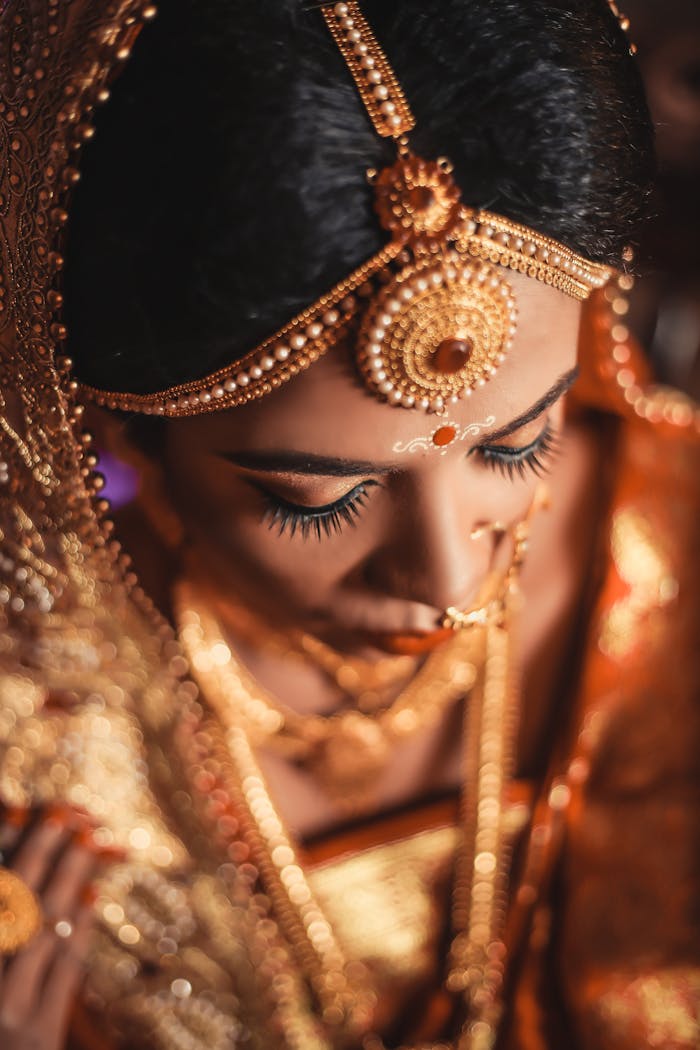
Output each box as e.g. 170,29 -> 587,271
320,2 -> 415,139
74,1 -> 612,419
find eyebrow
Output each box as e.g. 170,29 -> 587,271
223,449 -> 394,478
482,365 -> 579,443
220,366 -> 579,478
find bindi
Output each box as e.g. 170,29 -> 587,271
392,415 -> 496,455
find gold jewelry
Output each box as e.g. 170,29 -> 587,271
176,580 -> 478,810
447,613 -> 517,1048
444,487 -> 548,631
606,1 -> 638,54
356,252 -> 517,413
204,588 -> 417,713
320,1 -> 415,140
0,867 -> 43,955
294,630 -> 417,714
469,522 -> 507,542
441,599 -> 503,632
601,270 -> 700,431
0,1 -> 694,1048
74,2 -> 612,419
178,592 -> 519,1048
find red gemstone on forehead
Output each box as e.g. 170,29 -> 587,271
432,425 -> 457,447
433,338 -> 472,375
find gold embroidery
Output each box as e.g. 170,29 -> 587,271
308,826 -> 457,983
595,970 -> 700,1047
599,509 -> 678,659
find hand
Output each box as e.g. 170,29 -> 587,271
0,804 -> 119,1050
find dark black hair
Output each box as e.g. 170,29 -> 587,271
64,0 -> 654,393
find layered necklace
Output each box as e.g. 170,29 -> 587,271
178,584 -> 480,810
209,599 -> 422,713
173,520 -> 530,1049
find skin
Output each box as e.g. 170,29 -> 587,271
0,806 -> 117,1050
162,271 -> 580,639
115,270 -> 602,836
0,270 -> 601,1048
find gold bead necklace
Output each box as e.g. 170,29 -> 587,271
173,495 -> 547,1046
206,591 -> 420,713
175,587 -> 522,1048
175,580 -> 480,809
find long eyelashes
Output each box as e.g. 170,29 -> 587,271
261,426 -> 560,541
475,423 -> 561,481
261,482 -> 375,541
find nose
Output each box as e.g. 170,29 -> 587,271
364,473 -> 495,614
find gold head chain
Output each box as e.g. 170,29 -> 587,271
74,0 -> 613,420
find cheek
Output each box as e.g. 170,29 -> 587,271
165,457 -> 374,602
231,514 -> 368,590
459,464 -> 544,533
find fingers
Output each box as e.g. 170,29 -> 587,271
10,810 -> 73,891
43,837 -> 97,921
2,840 -> 98,1019
0,804 -> 114,1036
0,807 -> 71,991
41,901 -> 95,1031
0,807 -> 29,865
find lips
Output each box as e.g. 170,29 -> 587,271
362,627 -> 454,655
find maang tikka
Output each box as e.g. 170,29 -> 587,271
76,1 -> 612,418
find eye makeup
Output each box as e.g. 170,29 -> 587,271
473,421 -> 561,481
260,481 -> 379,541
256,419 -> 560,541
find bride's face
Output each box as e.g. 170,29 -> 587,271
158,271 -> 581,649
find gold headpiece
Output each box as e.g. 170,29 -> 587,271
77,1 -> 612,417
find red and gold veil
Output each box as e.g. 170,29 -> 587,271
0,3 -> 698,1050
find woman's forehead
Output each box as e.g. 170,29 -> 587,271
167,273 -> 581,457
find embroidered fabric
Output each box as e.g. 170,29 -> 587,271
0,4 -> 698,1050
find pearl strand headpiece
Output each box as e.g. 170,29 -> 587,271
77,1 -> 613,418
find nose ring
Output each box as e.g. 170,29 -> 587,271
441,601 -> 498,631
469,521 -> 507,541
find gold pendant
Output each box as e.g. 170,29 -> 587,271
302,712 -> 392,804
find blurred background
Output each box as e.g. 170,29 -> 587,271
624,0 -> 700,399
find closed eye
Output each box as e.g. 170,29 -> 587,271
472,422 -> 561,480
257,480 -> 380,540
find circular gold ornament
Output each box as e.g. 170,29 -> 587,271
374,155 -> 462,241
357,254 -> 517,411
0,867 -> 43,954
304,713 -> 392,800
